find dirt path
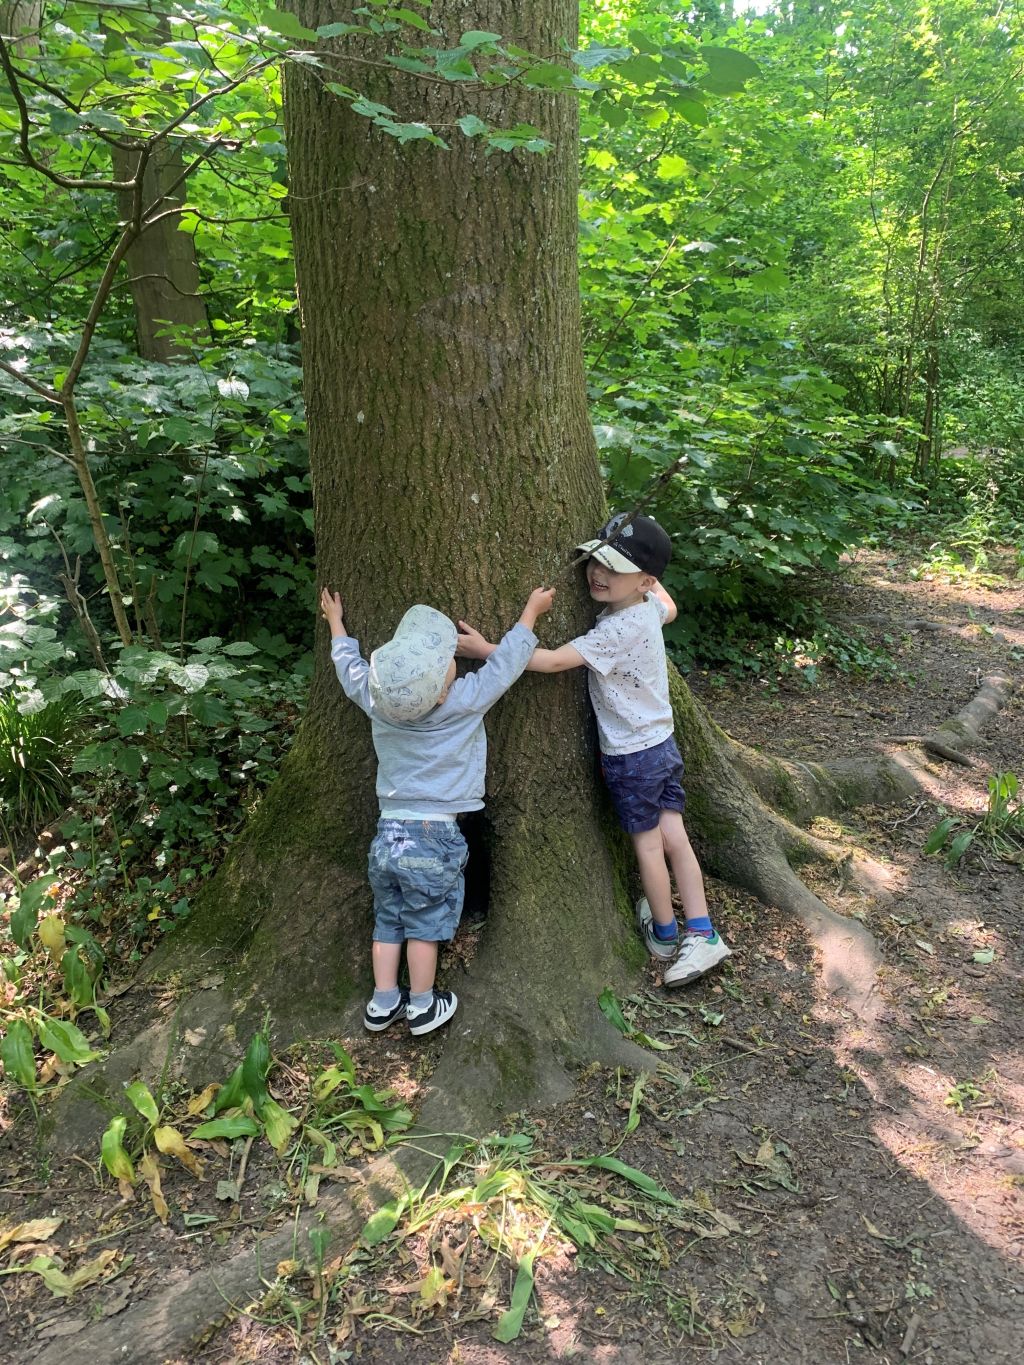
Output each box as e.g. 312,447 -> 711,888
1,546 -> 1021,1363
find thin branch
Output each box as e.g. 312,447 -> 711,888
0,356 -> 60,403
111,273 -> 203,298
0,35 -> 136,191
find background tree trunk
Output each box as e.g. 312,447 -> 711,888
114,143 -> 210,361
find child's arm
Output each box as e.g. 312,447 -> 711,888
320,587 -> 347,639
321,586 -> 373,714
457,618 -> 585,674
447,587 -> 556,712
651,580 -> 678,624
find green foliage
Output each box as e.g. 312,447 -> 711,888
924,773 -> 1024,867
0,693 -> 84,830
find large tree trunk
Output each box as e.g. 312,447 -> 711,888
149,0 -> 652,1126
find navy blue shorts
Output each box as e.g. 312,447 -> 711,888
601,737 -> 686,834
368,819 -> 469,944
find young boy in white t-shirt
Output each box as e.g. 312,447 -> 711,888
456,514 -> 731,987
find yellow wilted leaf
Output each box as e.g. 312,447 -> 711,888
0,1217 -> 63,1252
67,1248 -> 119,1292
186,1083 -> 220,1117
154,1125 -> 205,1178
139,1153 -> 169,1225
37,915 -> 66,964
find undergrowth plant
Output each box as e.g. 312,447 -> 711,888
924,772 -> 1024,867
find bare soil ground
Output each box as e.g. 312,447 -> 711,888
1,545 -> 1021,1364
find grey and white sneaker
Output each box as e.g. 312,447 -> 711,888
635,897 -> 679,961
406,988 -> 459,1036
663,932 -> 732,987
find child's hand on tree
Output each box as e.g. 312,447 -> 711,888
320,587 -> 346,635
526,586 -> 555,618
521,586 -> 555,631
456,621 -> 493,659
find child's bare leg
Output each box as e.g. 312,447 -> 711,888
658,811 -> 709,926
631,826 -> 675,926
371,940 -> 402,991
406,939 -> 438,996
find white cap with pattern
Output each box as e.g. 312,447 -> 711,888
368,605 -> 458,724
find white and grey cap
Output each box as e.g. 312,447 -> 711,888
368,605 -> 458,724
576,512 -> 673,578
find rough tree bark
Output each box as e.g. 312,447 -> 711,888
114,3 -> 1009,1138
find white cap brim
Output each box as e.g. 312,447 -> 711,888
575,539 -> 641,574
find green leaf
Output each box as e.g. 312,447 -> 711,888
946,830 -> 975,865
10,877 -> 58,949
567,1154 -> 679,1206
61,948 -> 95,1009
240,1029 -> 271,1108
699,45 -> 761,94
493,1248 -> 537,1342
458,30 -> 501,49
0,1019 -> 36,1090
126,1081 -> 159,1128
457,114 -> 488,137
101,1116 -> 135,1184
261,7 -> 318,41
361,1196 -> 406,1247
924,816 -> 958,854
191,1115 -> 261,1140
36,1015 -> 100,1066
598,986 -> 630,1035
972,947 -> 995,964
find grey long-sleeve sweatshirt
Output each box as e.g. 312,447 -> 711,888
330,623 -> 537,816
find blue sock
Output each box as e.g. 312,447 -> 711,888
372,987 -> 401,1010
409,990 -> 433,1011
685,916 -> 714,939
653,916 -> 678,942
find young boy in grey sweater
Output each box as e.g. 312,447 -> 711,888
457,514 -> 731,987
320,585 -> 554,1035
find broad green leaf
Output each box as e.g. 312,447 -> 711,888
924,816 -> 958,854
598,987 -> 630,1035
458,30 -> 501,49
699,44 -> 761,94
36,1015 -> 100,1066
361,1196 -> 407,1246
126,1081 -> 159,1128
493,1248 -> 537,1342
0,1019 -> 36,1091
191,1115 -> 261,1140
261,7 -> 317,41
101,1116 -> 135,1185
10,877 -> 57,949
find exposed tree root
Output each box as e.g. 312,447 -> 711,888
675,673 -> 1012,1024
24,1147 -> 416,1365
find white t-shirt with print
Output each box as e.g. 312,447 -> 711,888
569,593 -> 674,757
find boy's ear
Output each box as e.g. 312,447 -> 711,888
639,573 -> 657,591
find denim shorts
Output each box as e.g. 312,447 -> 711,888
367,818 -> 469,944
600,736 -> 686,834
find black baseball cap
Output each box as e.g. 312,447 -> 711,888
576,512 -> 673,579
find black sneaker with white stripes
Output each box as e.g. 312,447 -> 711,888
406,988 -> 458,1036
363,987 -> 409,1032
